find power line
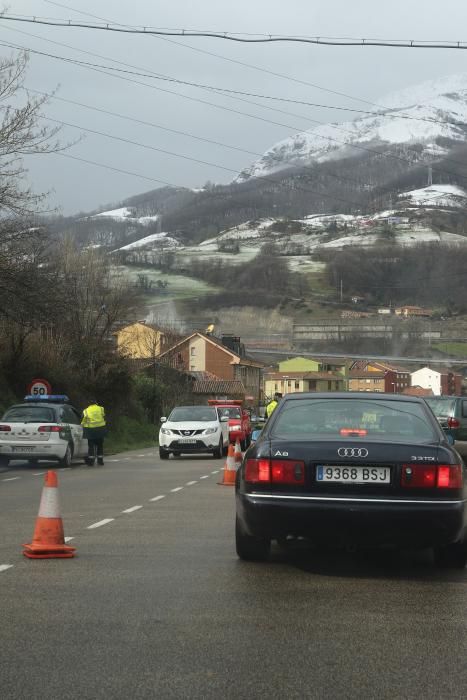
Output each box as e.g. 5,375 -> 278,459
43,0 -> 424,110
3,14 -> 467,49
0,21 -> 463,211
4,32 -> 467,189
26,87 -> 261,158
28,6 -> 467,178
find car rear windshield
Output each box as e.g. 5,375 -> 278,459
169,407 -> 217,422
217,407 -> 242,419
424,397 -> 456,417
271,398 -> 437,443
2,406 -> 56,423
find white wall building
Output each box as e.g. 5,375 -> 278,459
410,367 -> 442,395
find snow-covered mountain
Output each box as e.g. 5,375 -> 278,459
236,74 -> 467,182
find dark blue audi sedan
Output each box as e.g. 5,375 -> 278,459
235,392 -> 467,567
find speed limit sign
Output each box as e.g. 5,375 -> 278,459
27,378 -> 52,396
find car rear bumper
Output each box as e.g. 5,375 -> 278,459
237,492 -> 467,547
0,442 -> 67,460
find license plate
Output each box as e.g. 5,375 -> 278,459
12,446 -> 35,453
179,439 -> 197,444
317,465 -> 390,484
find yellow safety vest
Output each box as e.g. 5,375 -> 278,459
82,404 -> 106,428
266,400 -> 278,418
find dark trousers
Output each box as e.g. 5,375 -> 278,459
88,437 -> 104,458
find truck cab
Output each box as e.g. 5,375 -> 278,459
208,400 -> 252,449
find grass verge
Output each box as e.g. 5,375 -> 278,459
105,417 -> 157,454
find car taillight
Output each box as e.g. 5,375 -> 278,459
38,425 -> 62,432
0,425 -> 11,431
245,458 -> 305,484
447,417 -> 460,429
401,464 -> 463,489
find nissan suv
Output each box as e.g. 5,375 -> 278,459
158,405 -> 229,459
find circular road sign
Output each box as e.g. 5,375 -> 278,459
27,378 -> 52,396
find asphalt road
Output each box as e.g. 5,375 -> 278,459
1,450 -> 467,699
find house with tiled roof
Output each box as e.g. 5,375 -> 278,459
157,332 -> 263,403
348,360 -> 411,393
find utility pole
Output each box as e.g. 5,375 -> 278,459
340,278 -> 343,302
427,166 -> 433,187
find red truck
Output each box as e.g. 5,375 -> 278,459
208,400 -> 252,449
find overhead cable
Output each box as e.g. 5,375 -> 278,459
2,14 -> 467,49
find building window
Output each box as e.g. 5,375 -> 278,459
287,380 -> 291,387
328,381 -> 332,391
366,379 -> 371,384
295,381 -> 300,389
190,347 -> 196,356
274,383 -> 278,391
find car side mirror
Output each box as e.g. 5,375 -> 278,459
446,433 -> 455,445
160,417 -> 167,423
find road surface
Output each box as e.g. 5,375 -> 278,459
1,449 -> 467,699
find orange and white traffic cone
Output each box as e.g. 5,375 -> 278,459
234,438 -> 243,469
23,470 -> 76,559
218,443 -> 237,486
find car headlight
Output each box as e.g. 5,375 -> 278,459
204,427 -> 218,435
229,425 -> 238,431
160,428 -> 172,435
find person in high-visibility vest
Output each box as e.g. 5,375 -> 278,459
266,392 -> 282,419
81,400 -> 107,466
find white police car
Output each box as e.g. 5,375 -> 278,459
159,405 -> 230,459
0,395 -> 88,468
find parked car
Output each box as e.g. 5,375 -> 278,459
208,400 -> 252,449
0,395 -> 88,468
159,405 -> 230,459
424,396 -> 467,441
236,392 -> 467,567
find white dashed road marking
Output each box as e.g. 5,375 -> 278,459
64,537 -> 74,543
150,495 -> 165,502
186,481 -> 197,486
33,472 -> 46,476
170,487 -> 183,493
87,518 -> 114,530
59,468 -> 71,472
122,505 -> 143,514
211,470 -> 219,474
0,565 -> 13,573
2,477 -> 20,482
110,460 -> 120,463
137,454 -> 145,457
200,475 -> 209,479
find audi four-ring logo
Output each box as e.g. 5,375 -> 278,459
337,447 -> 369,457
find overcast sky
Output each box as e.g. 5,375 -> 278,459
5,0 -> 467,214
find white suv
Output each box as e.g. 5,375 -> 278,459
159,405 -> 229,459
0,395 -> 88,468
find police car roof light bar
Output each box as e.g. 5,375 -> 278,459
24,395 -> 70,403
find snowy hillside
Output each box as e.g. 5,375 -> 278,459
398,184 -> 467,208
237,73 -> 467,182
91,207 -> 159,226
116,232 -> 180,251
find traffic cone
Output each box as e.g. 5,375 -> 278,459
234,439 -> 243,468
23,470 -> 76,559
218,443 -> 236,486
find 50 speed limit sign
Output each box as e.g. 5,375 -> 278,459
27,378 -> 52,396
